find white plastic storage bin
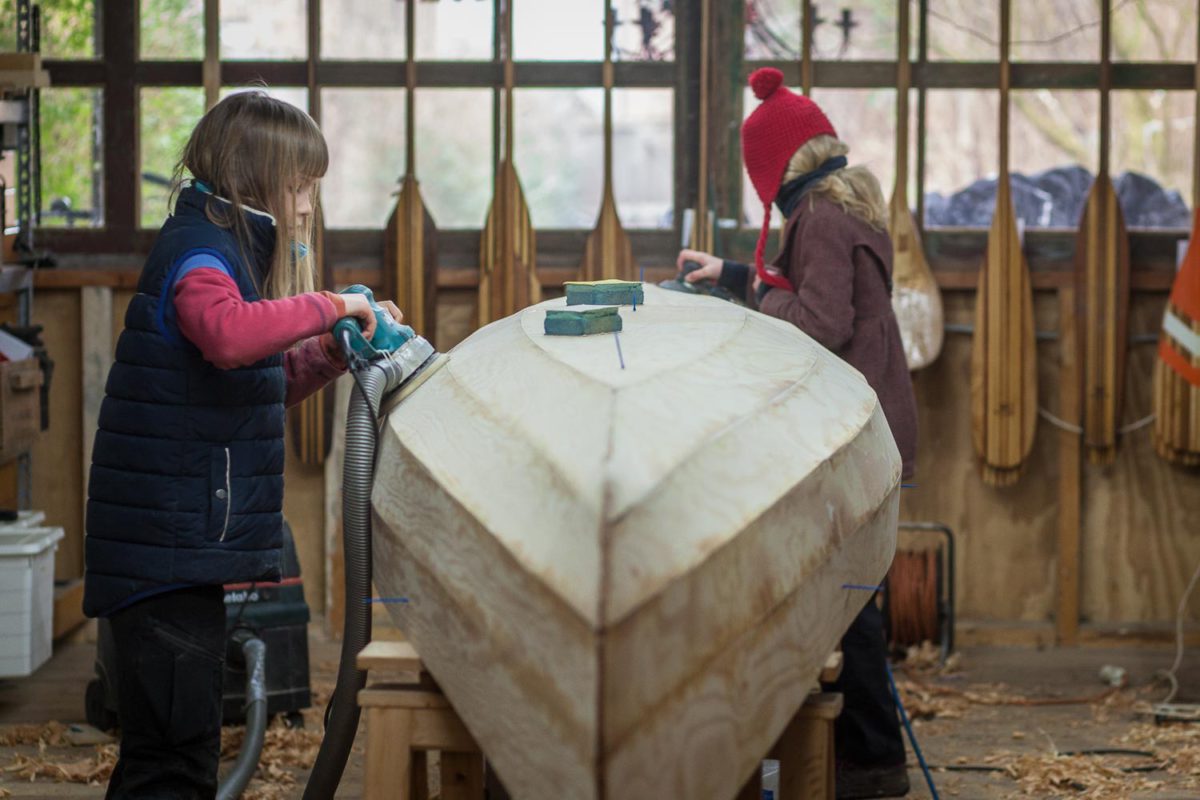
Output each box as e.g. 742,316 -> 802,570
0,526 -> 64,678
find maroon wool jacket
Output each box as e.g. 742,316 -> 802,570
756,196 -> 918,479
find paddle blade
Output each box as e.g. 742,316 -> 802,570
889,195 -> 944,370
386,175 -> 439,345
1152,207 -> 1200,466
480,161 -> 539,326
582,189 -> 635,282
970,187 -> 1038,486
1074,177 -> 1130,465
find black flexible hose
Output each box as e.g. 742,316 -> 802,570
216,636 -> 267,800
303,362 -> 385,799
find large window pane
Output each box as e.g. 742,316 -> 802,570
1112,0 -> 1196,62
322,0 -> 405,60
745,0 -> 899,61
1009,90 -> 1098,228
812,88 -> 897,200
515,89 -> 603,228
415,89 -> 491,229
0,0 -> 97,58
514,0 -> 603,61
745,0 -> 800,60
1013,0 -> 1099,62
613,0 -> 674,62
38,0 -> 96,59
321,89 -> 405,229
221,0 -> 306,60
928,0 -> 998,61
40,88 -> 102,228
922,90 -> 998,227
1111,90 -> 1193,229
612,89 -> 673,229
812,2 -> 895,60
141,0 -> 203,60
140,88 -> 205,228
415,0 -> 493,60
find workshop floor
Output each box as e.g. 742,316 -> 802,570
2,627 -> 1199,799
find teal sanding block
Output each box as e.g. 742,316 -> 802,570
564,279 -> 644,307
544,306 -> 623,336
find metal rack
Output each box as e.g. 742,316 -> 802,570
2,0 -> 43,510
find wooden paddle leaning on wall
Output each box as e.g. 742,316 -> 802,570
384,0 -> 438,342
1072,0 -> 1130,466
888,0 -> 943,371
969,0 -> 1037,487
479,0 -> 538,326
581,4 -> 634,282
1151,12 -> 1200,467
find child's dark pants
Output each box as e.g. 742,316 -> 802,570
106,585 -> 226,800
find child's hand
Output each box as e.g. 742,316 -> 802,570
675,249 -> 722,283
376,300 -> 404,324
341,293 -> 378,340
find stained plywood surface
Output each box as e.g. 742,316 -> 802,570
1081,292 -> 1200,623
33,290 -> 83,581
901,290 -> 1059,623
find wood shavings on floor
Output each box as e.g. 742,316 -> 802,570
2,745 -> 117,786
1002,752 -> 1166,798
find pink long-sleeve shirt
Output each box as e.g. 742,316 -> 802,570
173,267 -> 348,407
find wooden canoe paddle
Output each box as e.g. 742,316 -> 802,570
889,0 -> 943,371
479,0 -> 538,326
1152,10 -> 1200,467
969,0 -> 1038,487
581,3 -> 634,282
385,0 -> 438,343
1073,0 -> 1129,466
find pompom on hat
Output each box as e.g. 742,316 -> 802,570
741,67 -> 837,291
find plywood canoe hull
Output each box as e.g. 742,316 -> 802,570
372,287 -> 901,799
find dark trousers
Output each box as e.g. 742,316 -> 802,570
105,585 -> 227,800
824,599 -> 906,766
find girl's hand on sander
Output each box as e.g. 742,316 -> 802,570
675,249 -> 723,283
376,300 -> 404,325
340,292 -> 378,341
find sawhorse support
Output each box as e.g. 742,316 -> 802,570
359,643 -> 843,800
358,640 -> 485,800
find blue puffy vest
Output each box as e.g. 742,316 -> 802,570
84,186 -> 287,617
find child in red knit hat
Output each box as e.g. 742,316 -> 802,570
678,67 -> 917,800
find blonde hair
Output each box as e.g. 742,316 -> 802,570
171,90 -> 328,299
783,135 -> 887,231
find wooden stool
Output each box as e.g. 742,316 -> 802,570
357,641 -> 485,800
737,651 -> 845,800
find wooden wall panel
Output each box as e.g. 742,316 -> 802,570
1081,293 -> 1200,622
899,290 -> 1059,622
32,290 -> 83,581
80,287 -> 112,540
111,290 -> 135,343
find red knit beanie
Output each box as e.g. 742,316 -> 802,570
741,67 -> 837,291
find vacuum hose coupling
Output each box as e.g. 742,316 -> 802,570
216,635 -> 267,800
